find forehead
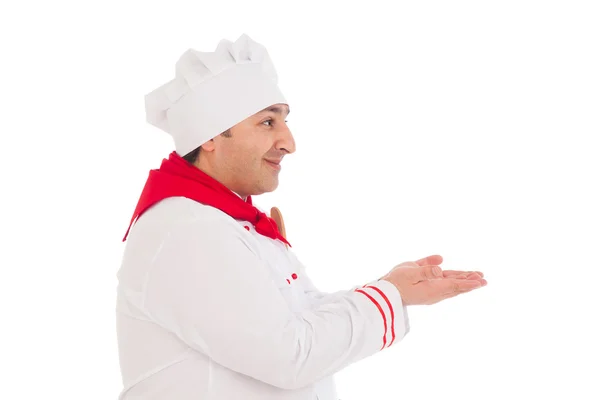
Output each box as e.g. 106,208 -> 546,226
256,104 -> 290,116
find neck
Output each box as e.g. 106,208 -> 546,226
193,160 -> 248,202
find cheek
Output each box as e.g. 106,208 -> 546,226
223,131 -> 271,172
233,146 -> 263,172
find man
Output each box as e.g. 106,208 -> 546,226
116,33 -> 486,400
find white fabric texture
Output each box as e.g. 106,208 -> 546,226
116,197 -> 410,399
144,34 -> 287,156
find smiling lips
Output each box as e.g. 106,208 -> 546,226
265,159 -> 282,170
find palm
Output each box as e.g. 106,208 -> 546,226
381,254 -> 487,305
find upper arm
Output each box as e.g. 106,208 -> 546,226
142,217 -> 299,380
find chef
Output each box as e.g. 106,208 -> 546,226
115,33 -> 486,400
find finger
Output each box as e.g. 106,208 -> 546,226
442,271 -> 473,280
436,278 -> 483,296
442,270 -> 484,280
415,255 -> 443,267
407,265 -> 443,282
442,270 -> 469,279
466,272 -> 484,280
438,279 -> 486,301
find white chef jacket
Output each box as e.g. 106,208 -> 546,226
116,196 -> 410,400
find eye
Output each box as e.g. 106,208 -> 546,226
262,119 -> 289,126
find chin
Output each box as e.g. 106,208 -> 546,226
247,185 -> 277,197
260,180 -> 279,194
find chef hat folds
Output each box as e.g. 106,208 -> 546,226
145,34 -> 287,156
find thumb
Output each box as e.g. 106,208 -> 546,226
415,254 -> 443,267
405,265 -> 443,283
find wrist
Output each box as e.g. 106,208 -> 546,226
381,277 -> 409,306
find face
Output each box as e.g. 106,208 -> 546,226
198,103 -> 295,198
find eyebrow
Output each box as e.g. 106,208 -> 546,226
260,105 -> 290,116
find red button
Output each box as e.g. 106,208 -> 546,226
291,273 -> 298,280
244,226 -> 250,231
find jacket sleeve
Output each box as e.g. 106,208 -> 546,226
289,250 -> 410,335
285,250 -> 369,305
142,216 -> 410,390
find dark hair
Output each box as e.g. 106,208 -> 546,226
182,129 -> 232,165
182,147 -> 201,164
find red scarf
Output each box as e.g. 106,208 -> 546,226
123,151 -> 291,247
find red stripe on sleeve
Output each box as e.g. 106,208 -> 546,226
365,285 -> 396,347
355,289 -> 388,350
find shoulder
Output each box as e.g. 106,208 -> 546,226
143,196 -> 231,224
128,197 -> 257,253
133,197 -> 238,231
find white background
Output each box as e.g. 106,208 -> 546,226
1,1 -> 599,399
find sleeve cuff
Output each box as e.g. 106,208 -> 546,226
354,279 -> 410,350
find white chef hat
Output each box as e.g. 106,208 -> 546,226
145,33 -> 287,156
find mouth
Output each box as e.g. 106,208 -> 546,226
264,159 -> 282,171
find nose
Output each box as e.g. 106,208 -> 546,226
276,123 -> 296,155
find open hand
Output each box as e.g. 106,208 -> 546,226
381,255 -> 487,306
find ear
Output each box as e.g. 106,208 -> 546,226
200,139 -> 216,152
